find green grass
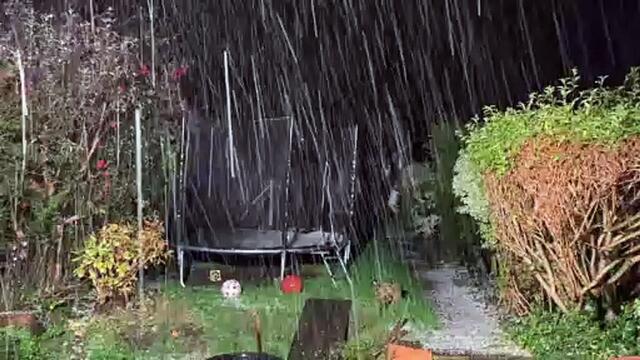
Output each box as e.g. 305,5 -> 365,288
22,239 -> 436,359
429,120 -> 480,261
162,240 -> 438,358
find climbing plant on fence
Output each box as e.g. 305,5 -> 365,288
453,68 -> 640,315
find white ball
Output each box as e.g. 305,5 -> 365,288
221,279 -> 242,299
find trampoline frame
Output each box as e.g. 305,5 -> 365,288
176,235 -> 352,287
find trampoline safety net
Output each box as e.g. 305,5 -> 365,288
173,110 -> 359,282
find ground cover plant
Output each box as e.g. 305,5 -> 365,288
453,69 -> 640,358
508,299 -> 640,360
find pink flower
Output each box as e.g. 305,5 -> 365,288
139,64 -> 151,77
118,82 -> 127,93
96,159 -> 108,170
173,66 -> 188,81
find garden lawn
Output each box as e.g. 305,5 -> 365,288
28,240 -> 437,359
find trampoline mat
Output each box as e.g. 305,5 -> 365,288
190,228 -> 343,250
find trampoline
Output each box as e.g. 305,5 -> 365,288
173,110 -> 360,286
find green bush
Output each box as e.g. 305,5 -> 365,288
455,68 -> 640,356
452,68 -> 640,248
508,299 -> 640,359
451,150 -> 493,247
73,219 -> 170,304
0,327 -> 43,359
462,68 -> 640,177
424,120 -> 478,261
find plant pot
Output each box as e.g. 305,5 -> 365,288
387,344 -> 433,360
0,311 -> 45,335
207,353 -> 282,360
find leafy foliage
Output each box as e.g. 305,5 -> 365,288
73,219 -> 171,304
453,69 -> 640,315
508,299 -> 640,359
451,150 -> 493,247
0,327 -> 43,359
462,68 -> 640,177
422,120 -> 480,262
407,164 -> 440,238
0,2 -> 183,309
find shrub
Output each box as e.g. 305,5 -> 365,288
454,68 -> 640,314
407,164 -> 440,239
0,1 -> 183,308
73,218 -> 171,304
462,69 -> 640,177
508,299 -> 640,359
422,120 -> 480,263
451,150 -> 493,247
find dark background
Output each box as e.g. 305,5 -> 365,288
28,0 -> 640,152
14,0 -> 640,260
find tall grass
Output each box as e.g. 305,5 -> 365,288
428,120 -> 479,265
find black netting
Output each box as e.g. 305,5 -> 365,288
178,109 -> 361,250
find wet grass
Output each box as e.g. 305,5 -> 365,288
21,239 -> 436,359
153,239 -> 438,358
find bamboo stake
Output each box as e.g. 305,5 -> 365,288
147,0 -> 156,88
89,0 -> 95,35
224,50 -> 235,179
135,107 -> 144,302
15,50 -> 28,192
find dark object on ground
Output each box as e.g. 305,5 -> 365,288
207,353 -> 282,360
0,311 -> 45,335
288,298 -> 351,360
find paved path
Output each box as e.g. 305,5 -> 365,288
391,233 -> 531,358
410,262 -> 530,358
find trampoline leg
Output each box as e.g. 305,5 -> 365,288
279,251 -> 286,281
178,248 -> 185,288
321,253 -> 337,287
343,241 -> 352,265
338,256 -> 350,282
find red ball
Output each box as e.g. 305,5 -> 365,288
281,275 -> 303,294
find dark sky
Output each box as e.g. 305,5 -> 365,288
21,0 -> 640,144
13,0 -> 640,236
563,0 -> 640,83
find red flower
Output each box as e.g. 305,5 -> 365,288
139,64 -> 151,77
96,159 -> 108,170
173,66 -> 188,81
